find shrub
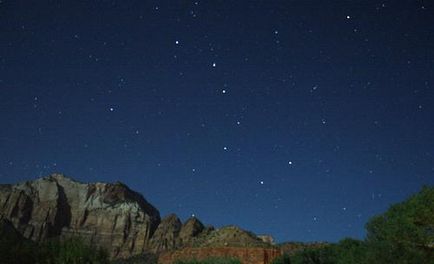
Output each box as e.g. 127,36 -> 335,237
271,253 -> 291,264
39,237 -> 109,264
174,257 -> 241,264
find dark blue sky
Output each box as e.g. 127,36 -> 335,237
1,0 -> 434,243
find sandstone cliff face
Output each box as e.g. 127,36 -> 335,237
149,214 -> 207,252
0,174 -> 277,260
0,174 -> 161,258
178,217 -> 205,245
149,214 -> 182,252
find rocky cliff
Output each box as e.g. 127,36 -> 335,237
0,174 -> 160,258
0,174 -> 277,260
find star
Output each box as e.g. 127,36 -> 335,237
288,161 -> 293,165
236,121 -> 241,125
223,146 -> 228,150
175,40 -> 179,45
109,107 -> 114,112
212,62 -> 216,67
222,89 -> 226,94
260,180 -> 264,185
346,15 -> 351,19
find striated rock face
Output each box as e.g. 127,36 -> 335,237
158,247 -> 282,264
0,174 -> 161,258
178,217 -> 205,245
149,213 -> 182,252
149,215 -> 208,252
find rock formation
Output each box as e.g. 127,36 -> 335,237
193,225 -> 271,248
0,174 -> 278,262
257,234 -> 275,245
178,216 -> 205,246
149,214 -> 210,252
0,174 -> 160,258
149,213 -> 182,252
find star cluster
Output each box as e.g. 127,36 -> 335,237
0,1 -> 433,242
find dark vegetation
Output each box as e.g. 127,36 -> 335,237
1,186 -> 433,263
0,231 -> 109,264
111,252 -> 158,264
273,186 -> 434,264
174,257 -> 241,264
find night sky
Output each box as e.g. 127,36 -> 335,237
1,1 -> 434,243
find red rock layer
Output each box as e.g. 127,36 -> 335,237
158,247 -> 281,264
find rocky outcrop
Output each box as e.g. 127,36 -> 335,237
178,217 -> 205,245
149,214 -> 182,252
158,247 -> 282,264
0,174 -> 160,258
149,215 -> 207,252
193,225 -> 271,248
258,235 -> 275,245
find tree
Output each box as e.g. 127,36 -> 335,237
365,186 -> 434,263
271,253 -> 291,264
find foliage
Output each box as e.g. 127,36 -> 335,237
174,257 -> 241,264
289,186 -> 434,264
112,252 -> 158,264
39,237 -> 109,264
364,186 -> 434,263
271,253 -> 291,264
0,224 -> 38,264
0,234 -> 109,264
289,238 -> 366,264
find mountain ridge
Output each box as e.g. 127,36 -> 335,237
0,173 -> 275,259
